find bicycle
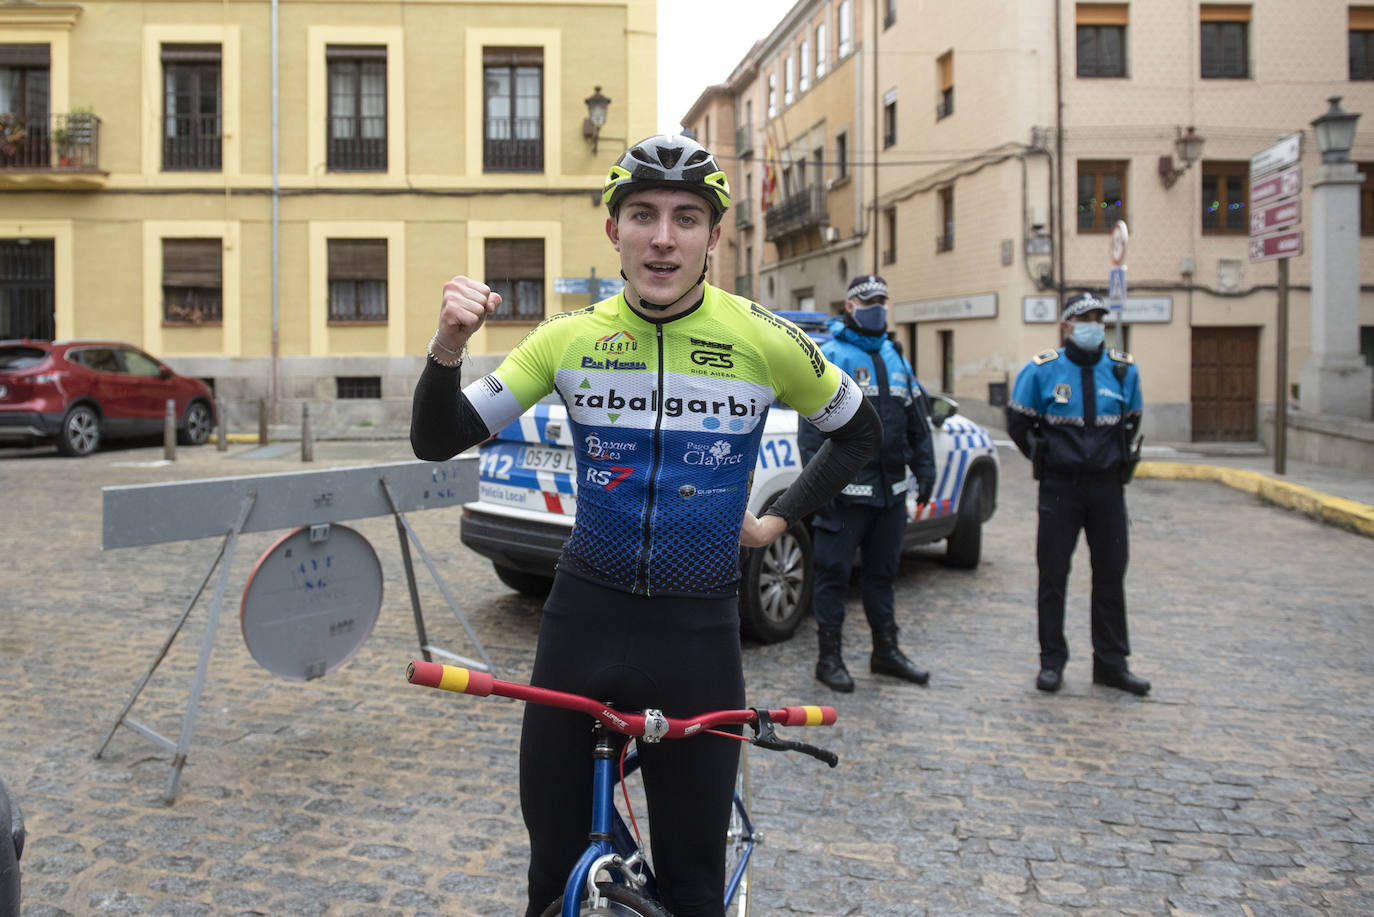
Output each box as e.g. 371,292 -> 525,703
406,660 -> 839,917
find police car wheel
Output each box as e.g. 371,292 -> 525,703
944,476 -> 983,569
492,563 -> 554,598
739,522 -> 813,644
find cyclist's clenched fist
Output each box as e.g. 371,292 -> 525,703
437,275 -> 502,352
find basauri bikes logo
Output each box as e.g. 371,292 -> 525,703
584,432 -> 636,461
683,440 -> 743,468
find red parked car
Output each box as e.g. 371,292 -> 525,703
0,339 -> 217,456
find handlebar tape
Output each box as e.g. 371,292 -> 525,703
407,660 -> 495,697
772,705 -> 837,727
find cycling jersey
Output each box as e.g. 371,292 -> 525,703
460,284 -> 864,596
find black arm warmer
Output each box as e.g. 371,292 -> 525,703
409,358 -> 493,461
764,398 -> 881,525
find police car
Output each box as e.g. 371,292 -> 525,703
458,312 -> 999,643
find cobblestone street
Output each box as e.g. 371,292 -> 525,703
2,439 -> 1372,916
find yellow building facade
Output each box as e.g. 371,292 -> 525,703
0,0 -> 655,431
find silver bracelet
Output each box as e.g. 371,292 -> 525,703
428,333 -> 466,368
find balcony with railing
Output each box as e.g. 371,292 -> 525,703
484,116 -> 543,172
735,123 -> 754,158
734,197 -> 754,231
764,185 -> 828,242
0,111 -> 107,187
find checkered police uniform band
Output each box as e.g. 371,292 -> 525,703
1061,293 -> 1106,321
847,276 -> 888,301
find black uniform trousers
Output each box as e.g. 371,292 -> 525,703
1036,471 -> 1130,672
811,500 -> 907,632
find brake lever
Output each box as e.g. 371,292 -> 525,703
749,709 -> 839,768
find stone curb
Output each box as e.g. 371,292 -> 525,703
1136,460 -> 1374,538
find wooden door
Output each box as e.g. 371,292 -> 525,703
1191,327 -> 1259,441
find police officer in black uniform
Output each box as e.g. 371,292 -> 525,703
1005,292 -> 1148,696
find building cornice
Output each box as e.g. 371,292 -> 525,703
0,3 -> 81,28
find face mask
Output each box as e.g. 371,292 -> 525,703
852,304 -> 887,333
1069,321 -> 1105,350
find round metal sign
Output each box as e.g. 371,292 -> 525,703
1110,220 -> 1129,265
240,523 -> 383,680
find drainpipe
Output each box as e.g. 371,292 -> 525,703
270,0 -> 280,423
872,0 -> 880,275
1053,0 -> 1065,299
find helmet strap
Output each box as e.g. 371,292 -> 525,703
620,253 -> 710,314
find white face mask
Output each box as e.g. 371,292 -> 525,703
1069,321 -> 1105,350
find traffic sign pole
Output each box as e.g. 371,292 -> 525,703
1109,221 -> 1129,351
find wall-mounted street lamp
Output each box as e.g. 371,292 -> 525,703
584,86 -> 611,153
1158,126 -> 1206,189
1311,96 -> 1360,164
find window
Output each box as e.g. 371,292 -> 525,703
162,44 -> 221,171
1201,161 -> 1249,235
1358,160 -> 1374,237
800,40 -> 811,92
838,1 -> 853,57
327,239 -> 388,321
882,207 -> 897,265
939,330 -> 954,394
937,186 -> 954,252
1352,7 -> 1374,79
883,90 -> 897,148
885,0 -> 897,29
485,238 -> 545,322
1201,5 -> 1250,79
784,54 -> 795,106
835,131 -> 848,180
1077,3 -> 1127,77
327,46 -> 387,172
767,73 -> 777,119
1077,160 -> 1127,233
162,238 -> 222,324
337,376 -> 381,399
937,51 -> 954,119
484,47 -> 543,172
0,44 -> 50,166
816,23 -> 827,78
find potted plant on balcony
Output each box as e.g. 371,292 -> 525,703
0,114 -> 27,160
53,107 -> 93,167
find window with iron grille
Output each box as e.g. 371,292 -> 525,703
327,46 -> 387,172
1353,31 -> 1374,79
485,238 -> 545,322
328,239 -> 388,321
1077,160 -> 1127,233
937,186 -> 954,252
0,44 -> 51,167
162,44 -> 221,171
162,238 -> 222,324
1077,25 -> 1126,76
883,92 -> 897,148
1201,161 -> 1248,235
484,47 -> 543,172
336,376 -> 381,399
882,207 -> 897,265
835,132 -> 848,180
1200,6 -> 1249,79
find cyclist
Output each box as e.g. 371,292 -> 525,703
410,133 -> 880,917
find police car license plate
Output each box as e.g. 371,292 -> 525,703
521,445 -> 575,474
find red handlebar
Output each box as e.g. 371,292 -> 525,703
406,661 -> 837,738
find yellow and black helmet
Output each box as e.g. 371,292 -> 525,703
603,134 -> 731,223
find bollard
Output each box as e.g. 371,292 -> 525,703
301,403 -> 314,463
258,397 -> 268,445
216,398 -> 227,452
163,399 -> 177,461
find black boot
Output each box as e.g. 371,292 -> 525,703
815,626 -> 855,693
870,624 -> 930,685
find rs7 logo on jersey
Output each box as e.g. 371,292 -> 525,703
586,466 -> 634,490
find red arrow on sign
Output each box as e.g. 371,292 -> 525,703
1250,198 -> 1301,236
1249,229 -> 1303,263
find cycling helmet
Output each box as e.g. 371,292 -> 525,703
603,134 -> 731,223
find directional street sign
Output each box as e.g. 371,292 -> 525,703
1250,132 -> 1302,178
1250,164 -> 1302,208
553,276 -> 589,295
598,277 -> 625,298
1250,197 -> 1301,236
1249,229 -> 1304,263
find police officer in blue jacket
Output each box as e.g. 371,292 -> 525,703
1006,292 -> 1148,696
799,275 -> 937,692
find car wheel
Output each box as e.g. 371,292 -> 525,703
178,400 -> 214,446
739,521 -> 813,643
56,404 -> 101,457
944,475 -> 983,569
492,563 -> 554,598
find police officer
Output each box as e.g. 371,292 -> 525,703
799,275 -> 937,692
1006,292 -> 1148,696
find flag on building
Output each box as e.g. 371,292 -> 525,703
761,142 -> 778,211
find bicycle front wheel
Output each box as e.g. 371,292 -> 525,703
724,751 -> 754,917
538,881 -> 671,917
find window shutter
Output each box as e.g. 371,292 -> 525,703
161,43 -> 222,63
327,45 -> 387,61
483,46 -> 543,67
1200,4 -> 1251,22
162,239 -> 222,287
938,52 -> 954,91
328,239 -> 388,281
0,43 -> 50,67
485,239 -> 544,280
1352,6 -> 1374,30
1076,3 -> 1129,26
